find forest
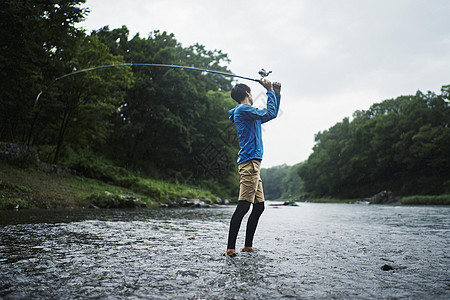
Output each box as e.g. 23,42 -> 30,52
1,1 -> 449,204
261,88 -> 450,200
0,0 -> 240,199
299,89 -> 450,198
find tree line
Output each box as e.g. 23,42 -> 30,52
298,88 -> 450,198
0,0 -> 240,197
262,88 -> 449,200
260,164 -> 304,200
2,1 -> 448,200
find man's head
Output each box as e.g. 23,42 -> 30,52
231,83 -> 253,105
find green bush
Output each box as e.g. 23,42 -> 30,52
131,181 -> 164,201
87,192 -> 121,208
0,181 -> 32,209
0,194 -> 30,210
400,195 -> 450,205
114,176 -> 140,188
87,192 -> 146,208
36,144 -> 56,163
0,181 -> 32,193
129,177 -> 216,202
61,147 -> 131,183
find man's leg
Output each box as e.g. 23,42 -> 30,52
243,174 -> 265,252
225,200 -> 251,256
225,160 -> 259,256
244,201 -> 265,250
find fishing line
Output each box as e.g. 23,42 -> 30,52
35,64 -> 272,105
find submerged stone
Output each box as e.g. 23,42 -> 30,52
381,264 -> 394,271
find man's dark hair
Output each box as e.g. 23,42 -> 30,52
231,83 -> 251,103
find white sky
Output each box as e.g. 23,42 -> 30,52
80,0 -> 450,168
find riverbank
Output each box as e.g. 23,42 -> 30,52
2,161 -> 449,210
0,162 -> 223,210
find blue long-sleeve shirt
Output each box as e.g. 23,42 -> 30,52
228,91 -> 281,164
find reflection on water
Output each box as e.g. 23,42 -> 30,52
1,203 -> 449,299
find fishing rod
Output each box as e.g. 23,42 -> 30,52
35,63 -> 272,104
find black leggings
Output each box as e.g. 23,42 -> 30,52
227,200 -> 265,249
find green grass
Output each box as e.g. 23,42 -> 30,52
131,177 -> 217,202
0,161 -> 218,210
400,195 -> 450,205
0,181 -> 32,209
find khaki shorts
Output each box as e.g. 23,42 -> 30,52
238,159 -> 265,203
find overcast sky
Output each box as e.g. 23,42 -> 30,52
80,0 -> 450,168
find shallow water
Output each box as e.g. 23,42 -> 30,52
0,203 -> 449,299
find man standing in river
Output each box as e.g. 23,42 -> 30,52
225,79 -> 281,257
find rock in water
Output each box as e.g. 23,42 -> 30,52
381,264 -> 394,271
366,190 -> 398,204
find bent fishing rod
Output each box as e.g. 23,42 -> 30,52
35,63 -> 272,104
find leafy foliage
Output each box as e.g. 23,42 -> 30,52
0,181 -> 32,209
0,2 -> 239,199
0,0 -> 88,144
87,192 -> 146,208
92,27 -> 238,196
260,163 -> 304,200
299,90 -> 450,198
400,195 -> 450,205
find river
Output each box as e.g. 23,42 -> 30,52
1,203 -> 449,299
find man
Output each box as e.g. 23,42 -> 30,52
225,79 -> 281,257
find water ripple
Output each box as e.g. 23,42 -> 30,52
1,204 -> 449,299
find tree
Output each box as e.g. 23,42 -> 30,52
47,35 -> 134,163
0,0 -> 88,143
299,87 -> 450,198
1,7 -> 241,198
260,163 -> 304,200
91,27 -> 239,194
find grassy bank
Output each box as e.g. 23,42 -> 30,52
400,195 -> 450,205
0,161 -> 218,210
